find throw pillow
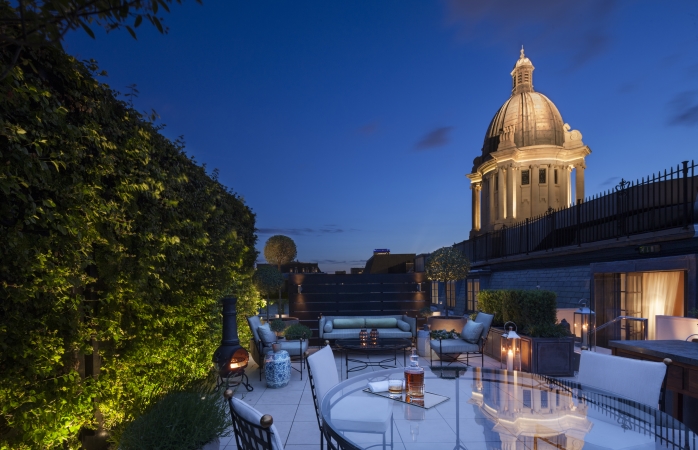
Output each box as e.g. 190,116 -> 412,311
257,324 -> 277,345
324,321 -> 333,333
334,318 -> 365,329
461,320 -> 484,344
396,320 -> 411,332
365,317 -> 397,328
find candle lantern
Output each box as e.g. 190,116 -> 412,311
370,328 -> 379,344
359,329 -> 368,345
500,321 -> 521,372
574,299 -> 595,350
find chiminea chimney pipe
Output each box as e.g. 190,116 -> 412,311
221,296 -> 239,347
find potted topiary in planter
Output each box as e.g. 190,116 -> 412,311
270,318 -> 287,339
116,382 -> 231,450
425,247 -> 470,318
283,323 -> 312,341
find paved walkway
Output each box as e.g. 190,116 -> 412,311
220,347 -> 501,450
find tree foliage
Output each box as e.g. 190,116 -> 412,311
425,247 -> 470,283
263,235 -> 297,268
252,265 -> 284,298
0,18 -> 257,448
0,0 -> 201,79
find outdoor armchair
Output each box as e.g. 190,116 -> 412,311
247,316 -> 308,381
430,312 -> 494,370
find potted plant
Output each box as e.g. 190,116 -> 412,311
418,307 -> 433,330
425,247 -> 470,318
253,265 -> 285,321
263,235 -> 297,318
479,289 -> 574,376
270,318 -> 287,339
116,381 -> 231,450
283,323 -> 312,341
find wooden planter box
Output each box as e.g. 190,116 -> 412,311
484,327 -> 575,377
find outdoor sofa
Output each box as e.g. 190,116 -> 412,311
318,315 -> 417,341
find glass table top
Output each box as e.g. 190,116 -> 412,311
334,338 -> 412,350
320,367 -> 696,450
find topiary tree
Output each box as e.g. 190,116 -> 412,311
253,265 -> 284,321
425,247 -> 471,317
263,235 -> 297,317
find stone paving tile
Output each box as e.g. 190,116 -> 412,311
223,347 -> 500,448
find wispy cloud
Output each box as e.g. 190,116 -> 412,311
357,121 -> 380,136
414,126 -> 453,150
257,225 -> 357,236
667,91 -> 698,127
442,0 -> 618,71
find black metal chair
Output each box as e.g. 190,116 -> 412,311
224,389 -> 284,450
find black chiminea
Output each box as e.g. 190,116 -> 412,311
212,296 -> 253,391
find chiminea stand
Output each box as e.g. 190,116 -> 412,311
216,370 -> 254,392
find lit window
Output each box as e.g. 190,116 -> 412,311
539,168 -> 547,184
467,279 -> 480,312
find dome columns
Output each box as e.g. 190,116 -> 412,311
471,182 -> 482,232
575,163 -> 586,204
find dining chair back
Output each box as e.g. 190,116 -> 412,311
577,350 -> 670,408
306,345 -> 338,449
224,389 -> 285,450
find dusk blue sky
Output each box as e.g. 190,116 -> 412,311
65,1 -> 698,273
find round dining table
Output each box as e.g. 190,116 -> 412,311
320,366 -> 696,450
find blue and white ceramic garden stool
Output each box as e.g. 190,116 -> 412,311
264,349 -> 291,388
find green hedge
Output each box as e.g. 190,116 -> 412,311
478,289 -> 564,337
0,14 -> 260,448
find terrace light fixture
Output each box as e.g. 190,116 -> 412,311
501,321 -> 521,372
574,299 -> 595,350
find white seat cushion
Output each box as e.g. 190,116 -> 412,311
231,398 -> 285,450
330,396 -> 392,433
577,351 -> 667,407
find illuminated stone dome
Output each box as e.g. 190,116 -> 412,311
466,47 -> 591,237
479,47 -> 565,161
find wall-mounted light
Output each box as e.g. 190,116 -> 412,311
416,282 -> 422,292
297,284 -> 302,294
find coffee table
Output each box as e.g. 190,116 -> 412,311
335,338 -> 412,379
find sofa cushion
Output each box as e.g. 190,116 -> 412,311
461,320 -> 484,344
334,318 -> 365,329
324,321 -> 333,333
366,317 -> 397,328
257,324 -> 277,345
396,320 -> 411,332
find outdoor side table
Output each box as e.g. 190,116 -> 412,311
335,338 -> 412,379
264,349 -> 291,388
416,330 -> 431,357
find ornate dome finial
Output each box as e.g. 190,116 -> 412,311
520,45 -> 525,58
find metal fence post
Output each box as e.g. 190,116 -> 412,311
682,160 -> 689,229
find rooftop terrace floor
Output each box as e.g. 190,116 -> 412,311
221,348 -> 502,450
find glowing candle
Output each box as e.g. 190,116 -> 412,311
507,349 -> 513,371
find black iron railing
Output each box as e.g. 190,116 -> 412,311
457,160 -> 697,263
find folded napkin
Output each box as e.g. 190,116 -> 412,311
367,381 -> 390,393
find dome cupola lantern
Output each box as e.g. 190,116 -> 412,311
511,46 -> 534,95
466,48 -> 591,238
